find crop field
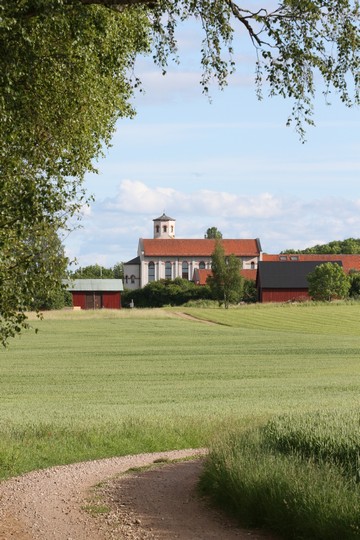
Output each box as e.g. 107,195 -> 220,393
1,304 -> 360,498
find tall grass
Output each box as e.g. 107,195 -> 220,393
264,410 -> 360,481
0,416 -> 216,479
200,410 -> 360,539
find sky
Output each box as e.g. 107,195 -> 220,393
64,18 -> 360,269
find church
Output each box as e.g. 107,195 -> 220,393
123,213 -> 262,290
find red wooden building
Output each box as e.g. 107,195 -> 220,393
257,261 -> 343,303
65,279 -> 123,309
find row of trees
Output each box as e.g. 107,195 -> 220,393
70,263 -> 124,280
283,238 -> 360,255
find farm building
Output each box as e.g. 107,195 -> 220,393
124,213 -> 262,290
257,261 -> 343,303
64,279 -> 123,309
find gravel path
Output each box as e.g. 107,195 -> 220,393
0,449 -> 277,540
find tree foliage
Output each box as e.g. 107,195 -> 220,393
207,240 -> 243,308
122,277 -> 212,307
0,225 -> 71,343
71,265 -> 114,279
70,262 -> 124,278
349,270 -> 360,298
68,0 -> 360,136
307,262 -> 350,301
242,278 -> 258,303
283,238 -> 360,254
205,227 -> 223,239
0,2 -> 149,343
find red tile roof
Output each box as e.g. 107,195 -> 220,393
262,254 -> 360,274
194,268 -> 257,285
142,239 -> 261,257
195,269 -> 212,285
241,269 -> 258,281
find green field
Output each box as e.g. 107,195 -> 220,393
0,303 -> 359,481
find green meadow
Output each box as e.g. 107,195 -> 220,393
1,303 -> 360,538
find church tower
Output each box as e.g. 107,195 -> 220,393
153,213 -> 176,239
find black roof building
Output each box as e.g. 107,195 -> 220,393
257,260 -> 343,302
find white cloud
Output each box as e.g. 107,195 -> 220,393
64,180 -> 360,266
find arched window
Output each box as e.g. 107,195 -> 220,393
125,275 -> 128,284
182,261 -> 189,280
130,275 -> 136,284
199,261 -> 206,269
165,261 -> 172,279
148,261 -> 155,282
156,225 -> 160,233
163,225 -> 167,233
251,261 -> 255,269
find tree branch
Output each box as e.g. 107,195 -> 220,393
77,0 -> 154,6
224,1 -> 265,47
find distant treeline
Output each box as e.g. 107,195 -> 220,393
282,238 -> 360,254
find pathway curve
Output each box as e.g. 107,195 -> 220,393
0,449 -> 277,540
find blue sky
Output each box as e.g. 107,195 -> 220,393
64,20 -> 360,268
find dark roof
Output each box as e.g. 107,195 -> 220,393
124,256 -> 140,265
257,261 -> 343,288
153,213 -> 176,222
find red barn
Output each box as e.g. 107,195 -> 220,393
65,279 -> 123,309
257,261 -> 343,303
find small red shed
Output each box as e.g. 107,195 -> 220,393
65,279 -> 123,309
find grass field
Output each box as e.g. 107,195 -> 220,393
1,303 -> 360,537
0,303 -> 359,474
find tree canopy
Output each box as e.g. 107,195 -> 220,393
207,240 -> 243,307
307,262 -> 350,301
1,2 -> 149,343
1,0 -> 359,342
205,227 -> 223,239
70,263 -> 124,279
3,1 -> 359,134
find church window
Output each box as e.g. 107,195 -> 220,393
148,261 -> 155,282
130,275 -> 135,284
199,261 -> 206,269
156,225 -> 160,233
163,225 -> 167,233
182,261 -> 189,279
165,261 -> 172,279
251,261 -> 255,269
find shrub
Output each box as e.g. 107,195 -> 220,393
122,278 -> 212,308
